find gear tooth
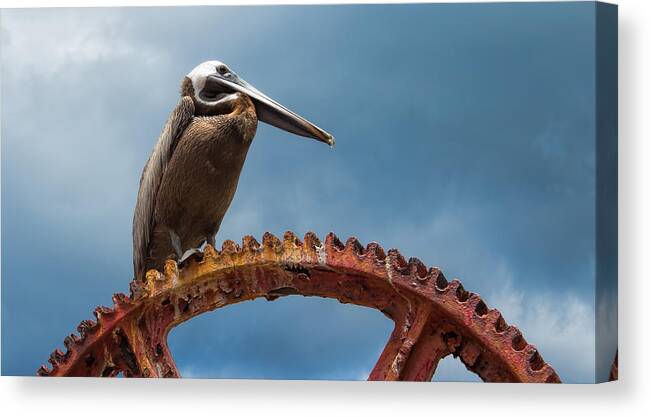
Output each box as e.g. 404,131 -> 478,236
429,267 -> 448,290
473,298 -> 489,317
63,335 -> 75,352
325,232 -> 344,251
408,257 -> 428,279
465,292 -> 478,304
37,365 -> 52,376
506,326 -> 527,351
203,244 -> 219,259
221,239 -> 239,255
163,260 -> 179,281
487,309 -> 508,333
93,305 -> 115,324
445,279 -> 462,296
112,293 -> 131,309
528,347 -> 545,371
49,349 -> 66,366
242,235 -> 260,252
453,281 -> 469,302
144,269 -> 160,290
77,319 -> 98,338
48,351 -> 60,366
303,232 -> 321,249
129,280 -> 146,300
544,369 -> 562,383
262,231 -> 274,244
387,249 -> 407,268
465,293 -> 488,316
63,333 -> 81,351
283,231 -> 301,246
262,232 -> 281,251
365,242 -> 386,261
344,237 -> 363,254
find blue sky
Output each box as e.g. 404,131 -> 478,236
1,2 -> 610,382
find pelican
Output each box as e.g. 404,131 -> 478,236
133,60 -> 334,281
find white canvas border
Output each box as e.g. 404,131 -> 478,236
1,0 -> 648,415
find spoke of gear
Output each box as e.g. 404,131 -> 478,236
609,351 -> 618,381
37,231 -> 560,382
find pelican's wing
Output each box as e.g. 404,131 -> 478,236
133,96 -> 195,280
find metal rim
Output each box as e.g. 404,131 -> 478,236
38,231 -> 560,382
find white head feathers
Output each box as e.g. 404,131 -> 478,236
187,60 -> 227,102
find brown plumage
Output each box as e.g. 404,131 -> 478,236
134,79 -> 256,280
133,61 -> 333,281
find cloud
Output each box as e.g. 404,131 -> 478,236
1,9 -> 130,75
487,280 -> 595,383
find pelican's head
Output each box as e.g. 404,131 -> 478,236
182,60 -> 334,146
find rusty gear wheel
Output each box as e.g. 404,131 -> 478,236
38,231 -> 560,382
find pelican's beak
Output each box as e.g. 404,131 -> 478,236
207,74 -> 335,147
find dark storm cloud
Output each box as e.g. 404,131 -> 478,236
2,3 -> 600,382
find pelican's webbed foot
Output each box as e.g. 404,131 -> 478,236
178,248 -> 203,268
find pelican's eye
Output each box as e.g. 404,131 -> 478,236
217,65 -> 229,75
